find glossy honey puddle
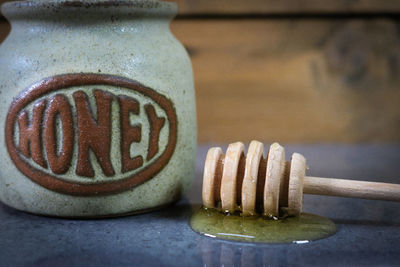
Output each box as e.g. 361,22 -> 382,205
190,207 -> 336,243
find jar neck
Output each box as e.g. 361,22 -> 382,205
1,0 -> 177,22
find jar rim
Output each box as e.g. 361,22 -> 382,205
1,0 -> 177,20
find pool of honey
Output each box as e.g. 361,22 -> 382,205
190,207 -> 336,243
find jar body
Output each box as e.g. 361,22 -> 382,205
0,1 -> 196,217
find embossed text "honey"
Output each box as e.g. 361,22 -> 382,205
5,74 -> 178,196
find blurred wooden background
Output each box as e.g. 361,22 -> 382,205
1,1 -> 400,143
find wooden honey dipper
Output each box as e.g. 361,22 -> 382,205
202,141 -> 400,217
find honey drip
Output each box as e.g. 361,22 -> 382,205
190,207 -> 336,244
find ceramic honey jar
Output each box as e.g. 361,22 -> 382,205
0,0 -> 196,217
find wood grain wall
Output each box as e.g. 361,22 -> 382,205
171,0 -> 400,15
1,1 -> 400,143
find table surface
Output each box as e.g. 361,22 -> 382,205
1,144 -> 400,266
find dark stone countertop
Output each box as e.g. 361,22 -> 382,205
1,144 -> 400,266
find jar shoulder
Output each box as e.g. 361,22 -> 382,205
0,25 -> 193,91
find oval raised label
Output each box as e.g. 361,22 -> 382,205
5,73 -> 177,196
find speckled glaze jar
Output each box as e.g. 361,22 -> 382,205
0,0 -> 196,217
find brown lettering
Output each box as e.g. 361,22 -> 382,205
44,95 -> 74,174
17,100 -> 47,168
118,96 -> 143,173
6,74 -> 178,195
145,104 -> 165,161
73,90 -> 115,177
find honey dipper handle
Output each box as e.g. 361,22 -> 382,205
304,176 -> 400,202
